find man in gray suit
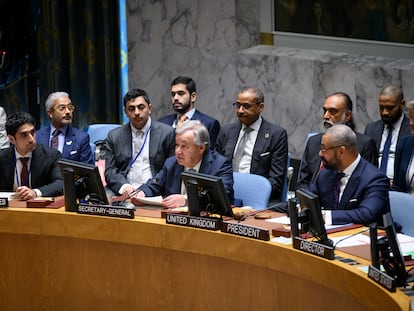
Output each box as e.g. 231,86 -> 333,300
105,88 -> 175,197
364,84 -> 411,181
216,86 -> 288,202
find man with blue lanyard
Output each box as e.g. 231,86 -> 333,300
104,88 -> 175,197
0,112 -> 63,199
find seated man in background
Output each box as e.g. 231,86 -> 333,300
215,86 -> 288,203
0,112 -> 63,199
309,124 -> 389,225
158,76 -> 221,148
36,91 -> 94,164
105,88 -> 175,197
132,120 -> 234,209
297,92 -> 377,189
392,100 -> 414,193
0,105 -> 10,149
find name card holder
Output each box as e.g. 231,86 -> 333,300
221,221 -> 270,241
0,197 -> 8,208
368,265 -> 396,292
293,237 -> 335,260
78,203 -> 135,219
165,213 -> 221,231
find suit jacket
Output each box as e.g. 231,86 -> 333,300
0,106 -> 9,149
139,149 -> 234,204
158,110 -> 221,148
392,135 -> 414,192
0,144 -> 63,196
297,132 -> 378,189
36,125 -> 94,164
215,118 -> 288,201
364,115 -> 411,152
309,157 -> 390,225
104,120 -> 175,195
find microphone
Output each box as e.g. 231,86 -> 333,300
287,166 -> 294,193
333,227 -> 370,249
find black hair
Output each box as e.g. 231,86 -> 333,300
5,112 -> 36,137
171,76 -> 196,94
123,88 -> 151,107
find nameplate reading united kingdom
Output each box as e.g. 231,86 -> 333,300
165,213 -> 221,230
293,237 -> 334,260
367,265 -> 396,292
78,203 -> 135,219
221,221 -> 270,241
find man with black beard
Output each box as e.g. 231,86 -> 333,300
158,76 -> 221,148
364,84 -> 411,182
309,124 -> 389,225
297,92 -> 377,189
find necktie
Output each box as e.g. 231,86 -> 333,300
380,125 -> 393,174
20,157 -> 29,187
177,115 -> 188,128
50,129 -> 61,149
333,172 -> 345,209
233,127 -> 252,171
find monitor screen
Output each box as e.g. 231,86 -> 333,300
58,159 -> 108,206
181,171 -> 233,217
296,188 -> 332,246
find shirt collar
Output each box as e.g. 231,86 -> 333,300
242,116 -> 262,132
342,154 -> 361,177
130,117 -> 151,133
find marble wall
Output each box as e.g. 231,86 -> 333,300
127,0 -> 414,159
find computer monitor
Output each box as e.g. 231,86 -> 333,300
58,159 -> 108,209
181,171 -> 233,217
370,212 -> 413,287
296,188 -> 332,246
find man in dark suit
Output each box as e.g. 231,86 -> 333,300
158,76 -> 221,148
298,92 -> 377,189
105,88 -> 175,197
215,86 -> 288,202
36,91 -> 94,164
392,100 -> 414,193
132,120 -> 234,209
0,112 -> 63,199
309,125 -> 389,225
364,84 -> 411,181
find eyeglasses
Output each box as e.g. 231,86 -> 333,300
233,102 -> 261,110
54,104 -> 75,112
320,145 -> 343,153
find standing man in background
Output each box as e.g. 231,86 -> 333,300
158,76 -> 221,148
215,86 -> 288,203
0,106 -> 9,149
364,84 -> 411,182
36,91 -> 94,164
297,92 -> 377,189
105,88 -> 175,197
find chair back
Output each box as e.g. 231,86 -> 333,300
233,172 -> 272,209
87,123 -> 120,156
389,191 -> 414,237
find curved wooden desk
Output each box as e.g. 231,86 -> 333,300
0,207 -> 410,310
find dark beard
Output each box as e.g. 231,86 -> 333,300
174,102 -> 191,114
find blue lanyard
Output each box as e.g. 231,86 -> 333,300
129,128 -> 151,168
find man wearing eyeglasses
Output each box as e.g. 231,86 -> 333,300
297,92 -> 377,190
36,91 -> 94,164
216,87 -> 288,204
309,124 -> 389,225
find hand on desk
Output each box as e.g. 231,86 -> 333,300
161,194 -> 186,209
15,186 -> 37,200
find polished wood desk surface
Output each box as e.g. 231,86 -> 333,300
0,205 -> 411,310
